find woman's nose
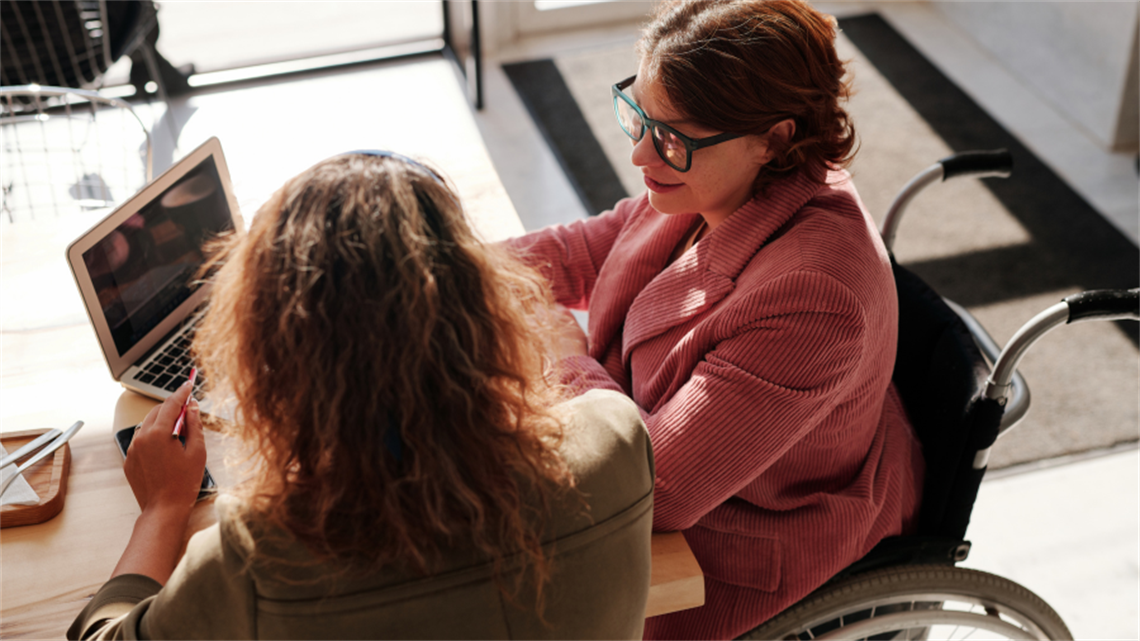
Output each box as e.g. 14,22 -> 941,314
630,132 -> 663,168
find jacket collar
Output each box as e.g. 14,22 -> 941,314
620,168 -> 826,360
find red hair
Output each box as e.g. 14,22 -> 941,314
638,0 -> 857,191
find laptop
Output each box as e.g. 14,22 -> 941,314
66,137 -> 243,402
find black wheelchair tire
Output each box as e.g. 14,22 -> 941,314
738,564 -> 1072,640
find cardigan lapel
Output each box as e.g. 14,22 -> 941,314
621,169 -> 825,361
586,207 -> 701,361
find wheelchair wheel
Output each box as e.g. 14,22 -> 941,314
739,564 -> 1072,640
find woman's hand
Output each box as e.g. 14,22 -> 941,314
125,381 -> 207,514
552,306 -> 589,359
112,381 -> 207,585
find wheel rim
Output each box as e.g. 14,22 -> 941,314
788,593 -> 1052,640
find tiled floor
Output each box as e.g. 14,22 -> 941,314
823,2 -> 1138,245
964,447 -> 1139,640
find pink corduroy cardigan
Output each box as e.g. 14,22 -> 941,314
508,167 -> 924,640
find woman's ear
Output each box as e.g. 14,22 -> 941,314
768,118 -> 796,147
755,118 -> 796,166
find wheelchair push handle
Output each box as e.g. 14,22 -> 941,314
1064,288 -> 1140,323
938,149 -> 1013,181
880,149 -> 1013,252
970,288 -> 1137,469
987,288 -> 1139,400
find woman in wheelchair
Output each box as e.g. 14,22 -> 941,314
69,153 -> 656,639
507,0 -> 925,637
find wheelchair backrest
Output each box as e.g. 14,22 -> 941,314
891,259 -> 1004,541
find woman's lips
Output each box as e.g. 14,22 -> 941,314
644,175 -> 683,194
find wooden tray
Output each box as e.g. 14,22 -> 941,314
1,428 -> 71,528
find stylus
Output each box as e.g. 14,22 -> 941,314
171,368 -> 198,439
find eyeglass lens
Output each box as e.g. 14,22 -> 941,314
651,128 -> 688,170
615,95 -> 643,140
615,94 -> 689,171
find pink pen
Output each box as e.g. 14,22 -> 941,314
172,367 -> 198,438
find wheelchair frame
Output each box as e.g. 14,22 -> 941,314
741,150 -> 1139,641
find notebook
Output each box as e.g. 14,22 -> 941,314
66,137 -> 242,402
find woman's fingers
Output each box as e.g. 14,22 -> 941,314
156,381 -> 195,433
182,400 -> 208,463
135,382 -> 193,436
124,382 -> 208,511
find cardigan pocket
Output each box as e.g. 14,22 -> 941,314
687,526 -> 782,592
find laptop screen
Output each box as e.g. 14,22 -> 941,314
81,155 -> 235,357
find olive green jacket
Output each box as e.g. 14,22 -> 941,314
69,389 -> 655,640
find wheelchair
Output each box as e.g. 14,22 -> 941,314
741,150 -> 1140,641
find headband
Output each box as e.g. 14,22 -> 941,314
342,149 -> 445,186
338,149 -> 455,251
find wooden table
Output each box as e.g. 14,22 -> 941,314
1,390 -> 704,637
0,143 -> 703,638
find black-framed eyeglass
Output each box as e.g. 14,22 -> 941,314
611,75 -> 744,172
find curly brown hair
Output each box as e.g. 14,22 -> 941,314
638,0 -> 857,192
192,153 -> 573,604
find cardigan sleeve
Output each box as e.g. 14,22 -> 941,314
559,270 -> 869,531
66,523 -> 256,640
67,574 -> 161,640
652,271 -> 867,530
506,198 -> 636,310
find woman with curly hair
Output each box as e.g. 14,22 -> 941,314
69,152 -> 655,640
508,1 -> 924,638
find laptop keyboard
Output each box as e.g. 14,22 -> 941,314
131,325 -> 203,394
